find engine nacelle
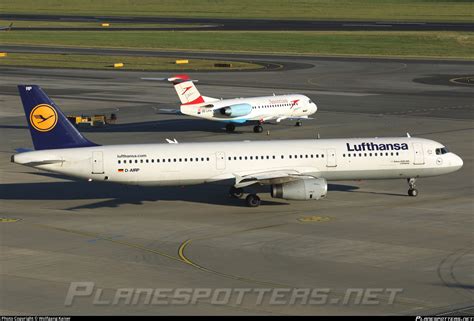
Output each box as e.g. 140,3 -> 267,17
271,178 -> 327,200
219,103 -> 253,117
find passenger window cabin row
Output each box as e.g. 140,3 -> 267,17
117,153 -> 325,164
118,157 -> 210,164
343,152 -> 400,157
253,104 -> 289,109
117,151 -> 402,165
227,154 -> 325,161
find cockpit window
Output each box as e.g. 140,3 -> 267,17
435,147 -> 449,155
309,100 -> 313,104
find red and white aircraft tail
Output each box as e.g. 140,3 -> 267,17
169,74 -> 204,105
167,74 -> 219,105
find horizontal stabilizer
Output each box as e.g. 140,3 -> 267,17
141,77 -> 199,84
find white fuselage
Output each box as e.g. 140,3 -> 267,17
180,94 -> 317,123
13,137 -> 463,187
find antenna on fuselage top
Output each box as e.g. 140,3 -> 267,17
407,132 -> 411,138
317,133 -> 320,139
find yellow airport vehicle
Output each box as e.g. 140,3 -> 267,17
67,113 -> 117,127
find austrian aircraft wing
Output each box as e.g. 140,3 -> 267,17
275,116 -> 313,123
158,108 -> 183,115
233,167 -> 320,188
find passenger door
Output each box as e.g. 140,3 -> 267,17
326,149 -> 337,167
216,151 -> 226,170
92,151 -> 104,174
412,143 -> 425,165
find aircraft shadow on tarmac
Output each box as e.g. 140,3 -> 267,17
0,120 -> 239,134
0,119 -> 297,134
0,173 -> 360,210
78,118 -> 299,134
79,119 -> 245,134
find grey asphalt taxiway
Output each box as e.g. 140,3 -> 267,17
0,55 -> 473,315
2,14 -> 474,31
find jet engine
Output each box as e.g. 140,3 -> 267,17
218,103 -> 253,117
271,178 -> 327,200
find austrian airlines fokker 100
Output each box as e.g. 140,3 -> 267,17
13,86 -> 463,207
142,74 -> 317,133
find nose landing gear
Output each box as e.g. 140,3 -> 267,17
407,178 -> 418,197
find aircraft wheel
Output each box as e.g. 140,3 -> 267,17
296,121 -> 303,127
246,194 -> 261,207
229,186 -> 244,199
408,188 -> 418,197
253,125 -> 263,133
226,123 -> 236,132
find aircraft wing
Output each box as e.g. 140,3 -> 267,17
158,108 -> 183,115
276,116 -> 313,122
233,167 -> 320,188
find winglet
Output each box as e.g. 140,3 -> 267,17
165,138 -> 178,144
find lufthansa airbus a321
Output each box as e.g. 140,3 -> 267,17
12,85 -> 463,207
142,74 -> 317,133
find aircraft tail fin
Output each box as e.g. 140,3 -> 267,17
18,85 -> 98,150
170,74 -> 205,105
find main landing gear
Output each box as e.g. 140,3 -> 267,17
295,121 -> 303,127
229,186 -> 244,199
225,123 -> 236,133
407,178 -> 418,197
253,125 -> 263,133
253,120 -> 264,133
246,194 -> 261,207
229,186 -> 261,207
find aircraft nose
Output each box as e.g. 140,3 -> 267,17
452,154 -> 463,170
312,103 -> 318,113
